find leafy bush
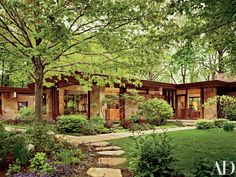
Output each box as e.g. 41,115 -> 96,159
120,119 -> 133,129
138,98 -> 173,125
27,123 -> 54,152
16,107 -> 34,120
10,135 -> 30,165
6,160 -> 21,176
57,114 -> 87,133
53,148 -> 83,165
0,123 -> 30,166
29,152 -> 53,174
214,119 -> 228,128
223,122 -> 235,132
196,120 -> 215,129
129,115 -> 141,123
192,157 -> 213,177
129,132 -> 180,177
224,103 -> 236,121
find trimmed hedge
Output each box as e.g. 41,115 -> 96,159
196,120 -> 215,129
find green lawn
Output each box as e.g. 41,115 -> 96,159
108,129 -> 236,176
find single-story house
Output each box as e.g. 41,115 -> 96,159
1,76 -> 236,121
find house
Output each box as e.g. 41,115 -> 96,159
0,76 -> 236,121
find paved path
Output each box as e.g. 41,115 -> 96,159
55,127 -> 195,145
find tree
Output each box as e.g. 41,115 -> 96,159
170,0 -> 236,75
0,0 -> 167,121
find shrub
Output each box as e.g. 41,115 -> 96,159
192,157 -> 213,177
138,98 -> 173,125
120,119 -> 133,129
223,122 -> 235,132
10,135 -> 30,165
27,123 -> 54,152
57,114 -> 87,133
224,103 -> 236,121
129,115 -> 141,124
196,120 -> 215,129
53,148 -> 83,165
16,107 -> 34,121
29,152 -> 53,174
214,119 -> 228,128
6,160 -> 21,176
129,132 -> 180,177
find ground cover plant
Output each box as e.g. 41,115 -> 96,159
108,129 -> 236,177
0,121 -> 84,176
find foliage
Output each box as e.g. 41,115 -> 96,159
205,95 -> 236,120
196,120 -> 215,129
120,119 -> 134,129
214,119 -> 228,128
57,114 -> 87,134
192,158 -> 213,177
138,98 -> 173,125
6,160 -> 21,177
0,0 -> 167,120
16,107 -> 34,120
223,122 -> 235,132
27,123 -> 55,152
29,152 -> 53,174
10,135 -> 31,165
129,132 -> 179,177
53,148 -> 83,165
129,115 -> 141,124
0,124 -> 30,165
223,103 -> 236,121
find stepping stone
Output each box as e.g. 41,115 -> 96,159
97,150 -> 124,156
95,146 -> 121,151
98,157 -> 126,166
87,167 -> 122,177
90,141 -> 110,147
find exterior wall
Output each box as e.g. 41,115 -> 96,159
204,88 -> 217,119
1,93 -> 35,119
90,86 -> 105,117
45,89 -> 53,120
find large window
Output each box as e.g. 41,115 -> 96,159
18,101 -> 28,110
64,91 -> 88,115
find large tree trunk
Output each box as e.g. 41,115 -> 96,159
34,57 -> 44,121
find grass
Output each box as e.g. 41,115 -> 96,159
108,129 -> 236,176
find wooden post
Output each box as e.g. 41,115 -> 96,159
52,88 -> 59,120
175,91 -> 178,119
119,87 -> 126,120
88,91 -> 91,120
200,88 -> 204,119
185,89 -> 188,119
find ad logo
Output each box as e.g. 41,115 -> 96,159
212,161 -> 235,176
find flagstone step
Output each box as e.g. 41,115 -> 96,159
95,146 -> 121,151
87,167 -> 122,177
98,157 -> 126,166
90,141 -> 110,147
97,150 -> 124,156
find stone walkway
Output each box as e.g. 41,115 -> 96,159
87,141 -> 126,177
55,126 -> 195,146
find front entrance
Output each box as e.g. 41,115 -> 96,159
177,95 -> 187,118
